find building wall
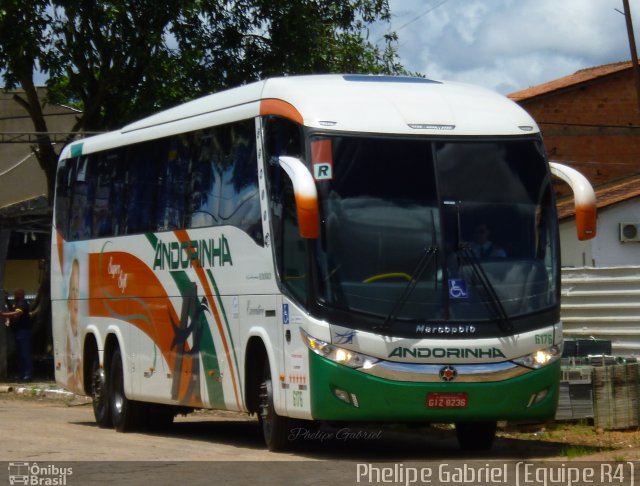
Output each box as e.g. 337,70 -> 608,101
559,220 -> 594,267
3,259 -> 41,295
560,198 -> 640,268
518,69 -> 640,189
519,67 -> 640,356
559,202 -> 640,357
561,265 -> 640,357
0,88 -> 79,208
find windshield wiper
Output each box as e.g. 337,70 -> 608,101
457,244 -> 513,333
378,246 -> 439,331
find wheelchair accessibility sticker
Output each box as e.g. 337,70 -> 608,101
448,279 -> 468,299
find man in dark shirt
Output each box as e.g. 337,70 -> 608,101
1,289 -> 33,381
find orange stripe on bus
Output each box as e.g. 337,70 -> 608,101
173,229 -> 241,409
260,98 -> 304,125
56,231 -> 64,272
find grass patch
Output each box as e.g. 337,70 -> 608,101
559,445 -> 598,458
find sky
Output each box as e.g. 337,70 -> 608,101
374,0 -> 640,95
20,0 -> 640,96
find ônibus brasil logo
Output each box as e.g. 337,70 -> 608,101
8,462 -> 73,485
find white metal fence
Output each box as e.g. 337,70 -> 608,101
561,266 -> 640,357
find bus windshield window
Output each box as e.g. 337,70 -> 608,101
437,140 -> 557,322
312,135 -> 558,330
313,136 -> 444,320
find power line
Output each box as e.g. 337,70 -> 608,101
0,132 -> 101,144
393,0 -> 448,35
376,0 -> 449,44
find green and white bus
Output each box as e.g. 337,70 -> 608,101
51,74 -> 596,451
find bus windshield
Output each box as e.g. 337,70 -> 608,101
312,135 -> 558,333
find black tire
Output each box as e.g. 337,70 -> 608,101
90,354 -> 111,428
109,347 -> 141,432
455,421 -> 497,451
257,365 -> 297,451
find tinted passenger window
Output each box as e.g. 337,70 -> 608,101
189,121 -> 262,244
54,119 -> 263,245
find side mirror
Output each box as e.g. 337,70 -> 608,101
278,156 -> 320,239
549,162 -> 597,241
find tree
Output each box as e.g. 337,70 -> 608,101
0,0 -> 58,198
1,1 -> 407,359
0,0 -> 407,198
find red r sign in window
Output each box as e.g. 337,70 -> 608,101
311,138 -> 333,180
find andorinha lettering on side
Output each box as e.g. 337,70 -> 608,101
153,235 -> 233,270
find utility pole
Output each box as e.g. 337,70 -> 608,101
622,0 -> 640,112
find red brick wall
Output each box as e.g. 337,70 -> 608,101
517,69 -> 640,189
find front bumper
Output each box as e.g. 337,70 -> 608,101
309,350 -> 559,422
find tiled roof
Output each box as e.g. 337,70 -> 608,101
509,61 -> 635,102
557,171 -> 640,220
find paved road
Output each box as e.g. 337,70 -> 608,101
2,395 -> 632,485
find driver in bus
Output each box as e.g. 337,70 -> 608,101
470,223 -> 506,258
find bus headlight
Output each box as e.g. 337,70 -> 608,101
300,329 -> 379,370
513,343 -> 563,369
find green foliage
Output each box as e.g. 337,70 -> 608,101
0,0 -> 51,87
0,0 -> 408,199
1,0 -> 407,133
559,445 -> 600,458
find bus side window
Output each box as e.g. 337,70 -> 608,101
54,158 -> 76,240
271,173 -> 307,303
223,121 -> 262,245
265,116 -> 307,303
156,135 -> 190,231
69,156 -> 93,241
92,152 -> 122,237
189,129 -> 218,228
188,121 -> 263,245
124,142 -> 162,234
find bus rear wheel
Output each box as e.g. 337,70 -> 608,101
257,366 -> 296,451
109,347 -> 141,432
90,353 -> 111,428
455,421 -> 497,451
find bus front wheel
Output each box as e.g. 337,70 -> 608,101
258,366 -> 296,451
455,421 -> 497,451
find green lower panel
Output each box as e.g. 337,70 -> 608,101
309,351 -> 559,422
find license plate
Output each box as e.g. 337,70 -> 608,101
426,392 -> 468,408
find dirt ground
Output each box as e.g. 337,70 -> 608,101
498,422 -> 640,461
4,383 -> 640,461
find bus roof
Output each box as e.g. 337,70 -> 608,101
60,74 -> 539,159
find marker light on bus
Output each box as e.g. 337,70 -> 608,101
301,329 -> 379,370
527,387 -> 549,407
512,343 -> 563,370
